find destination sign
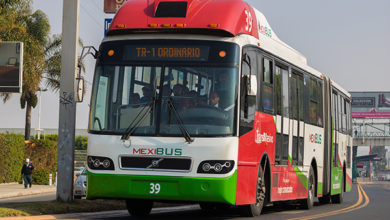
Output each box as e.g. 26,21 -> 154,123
124,45 -> 209,61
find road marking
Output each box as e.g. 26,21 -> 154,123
287,183 -> 369,220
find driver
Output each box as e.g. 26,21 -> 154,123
209,92 -> 220,108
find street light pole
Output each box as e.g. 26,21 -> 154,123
57,0 -> 80,202
37,88 -> 47,139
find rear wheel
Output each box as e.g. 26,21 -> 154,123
239,166 -> 266,217
126,199 -> 153,217
301,166 -> 315,209
318,194 -> 331,204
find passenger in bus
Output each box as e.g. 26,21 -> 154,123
197,95 -> 208,106
129,93 -> 141,107
140,86 -> 152,103
182,91 -> 197,109
162,85 -> 171,97
173,84 -> 184,96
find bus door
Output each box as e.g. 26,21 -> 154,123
271,63 -> 292,201
290,72 -> 305,168
331,90 -> 340,194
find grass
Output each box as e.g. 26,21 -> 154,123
0,199 -> 126,217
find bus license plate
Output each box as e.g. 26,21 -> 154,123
131,181 -> 179,196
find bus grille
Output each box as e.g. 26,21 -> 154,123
120,156 -> 192,172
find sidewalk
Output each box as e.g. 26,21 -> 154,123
0,183 -> 56,200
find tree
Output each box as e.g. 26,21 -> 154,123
1,1 -> 85,140
44,35 -> 85,92
0,1 -> 49,140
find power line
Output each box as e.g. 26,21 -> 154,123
80,2 -> 104,29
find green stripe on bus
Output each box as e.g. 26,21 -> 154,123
87,171 -> 237,204
288,155 -> 308,190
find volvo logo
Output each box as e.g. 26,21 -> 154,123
148,158 -> 164,168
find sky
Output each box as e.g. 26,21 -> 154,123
0,0 -> 389,135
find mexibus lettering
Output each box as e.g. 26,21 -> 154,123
255,130 -> 274,144
258,23 -> 272,38
132,147 -> 182,156
309,133 -> 322,144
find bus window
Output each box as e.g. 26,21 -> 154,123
309,78 -> 323,126
298,75 -> 305,122
332,91 -> 338,131
262,58 -> 273,113
291,75 -> 298,120
282,69 -> 289,117
240,48 -> 257,136
275,66 -> 282,115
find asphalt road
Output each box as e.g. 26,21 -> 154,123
1,182 -> 387,220
76,182 -> 387,220
0,192 -> 56,204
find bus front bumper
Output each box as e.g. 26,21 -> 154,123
86,171 -> 237,205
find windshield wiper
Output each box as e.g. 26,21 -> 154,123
121,91 -> 157,141
167,98 -> 194,144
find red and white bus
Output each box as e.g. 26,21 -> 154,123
87,0 -> 352,217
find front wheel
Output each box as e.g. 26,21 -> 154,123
126,199 -> 153,217
239,166 -> 266,217
301,166 -> 315,209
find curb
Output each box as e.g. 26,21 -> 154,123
0,187 -> 56,200
0,205 -> 199,220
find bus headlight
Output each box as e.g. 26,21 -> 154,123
197,160 -> 234,174
88,156 -> 115,170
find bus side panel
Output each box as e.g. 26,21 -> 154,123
270,166 -> 308,201
236,112 -> 275,205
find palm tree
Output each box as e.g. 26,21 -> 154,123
1,1 -> 50,140
44,35 -> 86,92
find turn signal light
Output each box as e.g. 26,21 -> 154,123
208,24 -> 219,28
116,24 -> 125,28
175,23 -> 184,28
149,23 -> 158,28
162,24 -> 171,28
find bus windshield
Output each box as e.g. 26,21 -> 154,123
90,40 -> 239,137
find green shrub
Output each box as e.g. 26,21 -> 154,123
0,134 -> 25,183
75,136 -> 88,150
33,134 -> 58,141
25,139 -> 57,185
31,168 -> 56,185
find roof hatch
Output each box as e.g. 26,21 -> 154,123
155,1 -> 188,17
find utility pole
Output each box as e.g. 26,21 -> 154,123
57,0 -> 80,202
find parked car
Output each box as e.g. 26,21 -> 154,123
74,167 -> 87,199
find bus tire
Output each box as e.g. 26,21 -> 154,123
331,174 -> 344,204
301,166 -> 315,209
126,199 -> 153,217
239,165 -> 266,217
318,194 -> 331,204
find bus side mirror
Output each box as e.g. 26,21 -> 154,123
75,77 -> 85,102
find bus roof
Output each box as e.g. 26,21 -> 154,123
108,0 -> 307,67
108,0 -> 259,38
107,0 -> 348,94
